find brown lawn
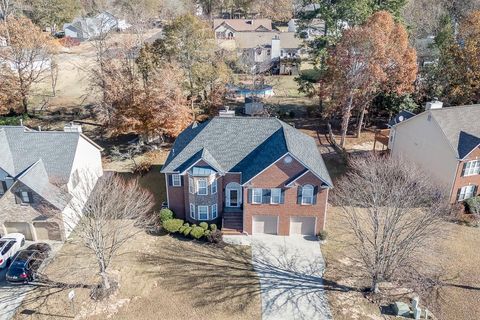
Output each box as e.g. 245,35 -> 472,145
13,231 -> 261,320
322,205 -> 480,320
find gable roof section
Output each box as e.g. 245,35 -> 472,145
429,105 -> 480,159
214,19 -> 272,32
16,160 -> 70,210
235,32 -> 302,49
0,126 -> 81,182
162,117 -> 333,187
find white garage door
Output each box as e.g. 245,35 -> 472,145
4,222 -> 34,240
33,222 -> 63,241
290,217 -> 316,236
252,216 -> 278,235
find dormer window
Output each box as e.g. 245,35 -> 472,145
21,191 -> 31,203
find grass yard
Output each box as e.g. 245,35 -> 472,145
322,205 -> 480,320
14,231 -> 261,320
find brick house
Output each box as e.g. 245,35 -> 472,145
0,124 -> 103,241
389,104 -> 480,203
161,116 -> 333,236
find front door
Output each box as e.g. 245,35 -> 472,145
227,189 -> 239,207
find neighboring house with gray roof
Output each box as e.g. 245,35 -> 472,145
161,112 -> 333,236
0,124 -> 103,241
389,104 -> 480,203
63,12 -> 131,41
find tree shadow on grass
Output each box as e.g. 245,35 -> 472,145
138,240 -> 356,318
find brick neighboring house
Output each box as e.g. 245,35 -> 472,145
161,116 -> 333,236
0,124 -> 103,241
389,104 -> 480,203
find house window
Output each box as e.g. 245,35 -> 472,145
190,203 -> 195,219
0,181 -> 6,195
189,177 -> 195,194
464,160 -> 480,176
21,191 -> 30,203
252,188 -> 263,204
197,178 -> 208,195
211,178 -> 217,194
271,188 -> 281,204
172,174 -> 181,187
198,206 -> 209,220
211,204 -> 218,219
458,185 -> 477,201
301,185 -> 314,205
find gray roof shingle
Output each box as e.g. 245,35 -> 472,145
0,126 -> 80,182
162,117 -> 333,187
429,105 -> 480,159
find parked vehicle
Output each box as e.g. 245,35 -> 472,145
0,233 -> 25,269
6,250 -> 44,283
26,243 -> 52,259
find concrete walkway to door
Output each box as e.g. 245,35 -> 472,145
250,235 -> 333,320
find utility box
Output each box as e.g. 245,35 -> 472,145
393,302 -> 411,317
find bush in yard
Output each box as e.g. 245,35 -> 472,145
206,229 -> 223,244
204,230 -> 211,237
210,224 -> 217,231
199,222 -> 208,230
317,230 -> 328,240
190,226 -> 205,239
163,219 -> 184,233
159,209 -> 174,223
465,196 -> 480,215
183,227 -> 192,237
179,225 -> 187,233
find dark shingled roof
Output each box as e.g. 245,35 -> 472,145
429,105 -> 480,159
162,117 -> 333,187
0,126 -> 97,209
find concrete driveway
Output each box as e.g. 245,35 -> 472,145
0,241 -> 62,320
251,235 -> 332,320
0,268 -> 32,320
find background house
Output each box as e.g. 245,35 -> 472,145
63,12 -> 131,40
389,103 -> 480,203
161,112 -> 333,236
0,124 -> 103,241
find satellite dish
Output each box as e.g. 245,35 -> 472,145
398,115 -> 404,121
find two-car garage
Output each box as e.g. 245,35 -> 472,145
252,215 -> 316,236
2,221 -> 63,241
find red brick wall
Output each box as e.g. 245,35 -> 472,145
243,155 -> 329,235
450,147 -> 480,203
166,174 -> 186,219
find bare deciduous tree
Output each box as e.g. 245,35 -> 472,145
333,155 -> 450,293
67,173 -> 155,296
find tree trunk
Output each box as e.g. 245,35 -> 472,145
340,95 -> 354,148
371,277 -> 380,294
98,260 -> 110,290
356,104 -> 367,138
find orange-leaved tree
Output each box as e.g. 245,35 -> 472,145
319,11 -> 417,146
0,17 -> 56,114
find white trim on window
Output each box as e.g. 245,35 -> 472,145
301,184 -> 314,205
197,178 -> 208,195
464,160 -> 480,176
189,177 -> 195,194
198,205 -> 209,220
271,188 -> 281,204
211,178 -> 217,194
172,174 -> 181,187
190,203 -> 195,219
21,191 -> 30,203
252,188 -> 262,204
458,185 -> 477,201
212,204 -> 218,219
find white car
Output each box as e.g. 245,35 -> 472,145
0,233 -> 25,269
